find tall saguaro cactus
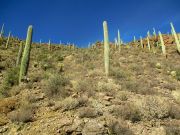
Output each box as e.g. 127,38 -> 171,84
16,41 -> 24,66
134,36 -> 136,43
0,24 -> 4,38
159,31 -> 166,57
48,40 -> 51,50
140,36 -> 143,48
147,31 -> 151,51
170,22 -> 180,53
153,28 -> 156,37
5,32 -> 11,48
19,25 -> 33,83
118,30 -> 121,51
103,21 -> 110,77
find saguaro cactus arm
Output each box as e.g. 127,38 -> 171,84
103,21 -> 110,77
170,22 -> 180,53
19,25 -> 33,83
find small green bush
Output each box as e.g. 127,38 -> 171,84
0,67 -> 19,97
44,75 -> 70,98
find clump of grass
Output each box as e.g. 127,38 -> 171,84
44,75 -> 70,98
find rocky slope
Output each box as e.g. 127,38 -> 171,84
0,35 -> 180,135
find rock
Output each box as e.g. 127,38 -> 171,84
82,119 -> 107,135
171,71 -> 176,77
155,63 -> 161,69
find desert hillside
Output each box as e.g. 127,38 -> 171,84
0,34 -> 180,135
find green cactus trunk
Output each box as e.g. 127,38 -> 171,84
170,23 -> 180,53
103,21 -> 110,77
159,31 -> 166,57
0,24 -> 4,38
5,32 -> 11,49
118,30 -> 121,51
19,25 -> 33,83
140,36 -> 143,48
16,41 -> 24,66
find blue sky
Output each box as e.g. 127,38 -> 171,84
0,0 -> 180,47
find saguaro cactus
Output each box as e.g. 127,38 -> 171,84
159,31 -> 166,57
5,32 -> 11,48
103,21 -> 110,77
118,30 -> 121,51
134,36 -> 136,43
114,38 -> 118,49
0,24 -> 4,38
170,22 -> 180,53
48,40 -> 51,50
147,31 -> 151,51
16,41 -> 24,66
140,36 -> 143,48
19,25 -> 33,83
153,28 -> 156,37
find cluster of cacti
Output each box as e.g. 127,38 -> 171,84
5,32 -> 11,49
16,41 -> 24,66
170,22 -> 180,53
103,21 -> 110,77
19,25 -> 33,83
0,24 -> 4,38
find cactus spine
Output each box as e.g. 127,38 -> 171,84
140,36 -> 143,48
170,22 -> 180,53
0,24 -> 4,38
158,31 -> 166,57
19,25 -> 33,83
5,32 -> 11,48
16,41 -> 24,66
103,21 -> 110,77
118,30 -> 121,51
147,31 -> 151,51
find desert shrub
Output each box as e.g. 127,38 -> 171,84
61,97 -> 80,111
116,91 -> 128,101
44,75 -> 70,98
176,69 -> 180,81
111,68 -> 128,80
78,107 -> 102,118
75,79 -> 96,97
111,103 -> 141,122
8,103 -> 34,123
0,67 -> 19,97
139,96 -> 171,120
169,105 -> 180,119
107,117 -> 134,135
164,126 -> 180,135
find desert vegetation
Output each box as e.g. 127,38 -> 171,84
0,22 -> 180,135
